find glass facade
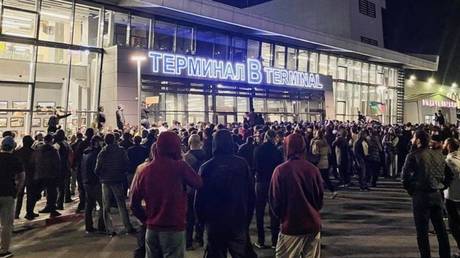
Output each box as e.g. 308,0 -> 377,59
0,0 -> 403,134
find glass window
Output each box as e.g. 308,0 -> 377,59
213,33 -> 228,60
0,42 -> 34,82
338,66 -> 347,80
261,42 -> 273,67
298,50 -> 308,72
328,55 -> 337,77
362,63 -> 369,83
253,98 -> 266,112
130,16 -> 149,49
309,52 -> 318,73
336,82 -> 346,100
103,10 -> 129,47
153,20 -> 175,52
4,0 -> 36,11
35,46 -> 70,129
1,8 -> 37,38
175,25 -> 193,54
353,61 -> 362,83
216,96 -> 235,112
319,54 -> 328,75
195,29 -> 213,57
286,48 -> 297,70
67,51 -> 100,131
247,40 -> 259,59
0,82 -> 31,137
274,45 -> 286,68
73,4 -> 100,47
346,59 -> 354,82
39,0 -> 73,44
369,64 -> 376,84
231,37 -> 246,62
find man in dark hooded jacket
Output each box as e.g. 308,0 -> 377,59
34,134 -> 61,217
95,133 -> 134,235
253,129 -> 283,248
81,136 -> 105,233
14,135 -> 37,220
195,129 -> 256,258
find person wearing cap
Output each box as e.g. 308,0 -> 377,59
402,130 -> 451,258
253,129 -> 284,249
269,133 -> 323,258
0,136 -> 24,258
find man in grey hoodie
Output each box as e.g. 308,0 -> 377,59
444,138 -> 460,258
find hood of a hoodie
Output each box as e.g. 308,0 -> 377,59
447,150 -> 460,177
285,133 -> 306,159
212,129 -> 234,155
155,131 -> 181,160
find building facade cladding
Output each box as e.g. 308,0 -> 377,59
0,0 -> 403,136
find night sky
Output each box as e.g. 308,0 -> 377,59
383,0 -> 460,85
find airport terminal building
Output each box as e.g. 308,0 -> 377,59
0,0 -> 438,135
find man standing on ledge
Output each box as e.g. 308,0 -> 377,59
402,130 -> 451,258
47,110 -> 71,133
116,105 -> 125,131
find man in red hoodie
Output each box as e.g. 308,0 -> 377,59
130,131 -> 202,258
269,133 -> 324,258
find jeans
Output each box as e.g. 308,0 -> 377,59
446,199 -> 460,251
76,168 -> 86,211
204,226 -> 248,258
412,191 -> 450,258
338,161 -> 350,185
356,158 -> 368,190
186,192 -> 203,247
39,178 -> 58,212
145,229 -> 185,258
255,182 -> 280,246
57,173 -> 71,208
385,152 -> 398,177
0,196 -> 15,253
15,181 -> 38,218
134,225 -> 146,258
84,184 -> 105,231
366,160 -> 380,187
320,169 -> 335,192
101,183 -> 133,233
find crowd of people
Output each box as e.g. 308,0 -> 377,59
1,110 -> 460,257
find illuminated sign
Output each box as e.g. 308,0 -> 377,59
422,99 -> 456,108
148,51 -> 329,90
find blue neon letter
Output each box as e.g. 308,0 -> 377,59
247,59 -> 262,84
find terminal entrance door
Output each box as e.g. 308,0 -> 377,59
216,112 -> 237,125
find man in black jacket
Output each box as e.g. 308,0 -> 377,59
402,130 -> 451,258
253,130 -> 283,248
14,135 -> 38,220
95,133 -> 134,236
195,129 -> 256,257
74,128 -> 95,213
81,136 -> 105,233
34,134 -> 61,217
127,136 -> 148,187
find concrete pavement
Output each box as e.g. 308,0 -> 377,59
8,180 -> 457,258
